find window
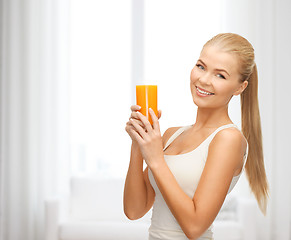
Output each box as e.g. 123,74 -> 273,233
70,0 -> 228,178
70,0 -> 132,177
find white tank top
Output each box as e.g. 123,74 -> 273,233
148,124 -> 248,240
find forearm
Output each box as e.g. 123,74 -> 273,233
150,159 -> 200,238
123,142 -> 148,219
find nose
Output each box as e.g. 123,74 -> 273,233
199,72 -> 212,85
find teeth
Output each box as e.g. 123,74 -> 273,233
196,87 -> 213,95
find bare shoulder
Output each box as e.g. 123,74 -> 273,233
209,127 -> 247,170
162,126 -> 181,146
211,127 -> 247,150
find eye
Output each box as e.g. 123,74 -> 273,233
196,64 -> 205,70
216,73 -> 226,79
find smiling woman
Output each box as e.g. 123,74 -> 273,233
124,33 -> 269,240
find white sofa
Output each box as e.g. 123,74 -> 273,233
45,177 -> 257,240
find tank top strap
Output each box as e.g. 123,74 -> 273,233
204,124 -> 239,146
163,125 -> 192,151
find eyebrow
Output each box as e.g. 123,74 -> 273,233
198,59 -> 230,76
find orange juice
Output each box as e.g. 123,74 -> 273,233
136,85 -> 158,125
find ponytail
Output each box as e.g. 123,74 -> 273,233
205,33 -> 270,215
241,64 -> 269,215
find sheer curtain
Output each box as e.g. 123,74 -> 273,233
0,0 -> 70,240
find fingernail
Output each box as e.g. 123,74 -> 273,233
137,105 -> 141,109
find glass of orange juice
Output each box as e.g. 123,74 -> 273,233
136,85 -> 158,125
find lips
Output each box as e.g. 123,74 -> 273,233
196,86 -> 214,96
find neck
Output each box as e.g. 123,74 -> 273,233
193,105 -> 232,129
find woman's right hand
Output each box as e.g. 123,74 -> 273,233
125,105 -> 162,142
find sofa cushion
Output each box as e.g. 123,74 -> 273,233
213,221 -> 242,240
70,177 -> 128,221
59,220 -> 149,240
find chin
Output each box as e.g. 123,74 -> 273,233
192,97 -> 211,108
192,95 -> 220,109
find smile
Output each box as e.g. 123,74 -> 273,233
196,86 -> 214,96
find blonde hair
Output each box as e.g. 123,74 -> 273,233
204,33 -> 269,215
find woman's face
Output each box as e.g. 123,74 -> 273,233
190,45 -> 247,109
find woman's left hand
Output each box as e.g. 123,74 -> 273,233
129,108 -> 164,168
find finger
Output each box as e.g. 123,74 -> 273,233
130,111 -> 141,120
130,105 -> 142,112
130,118 -> 148,139
158,109 -> 162,119
149,108 -> 160,131
136,111 -> 153,133
125,122 -> 136,138
126,120 -> 146,138
128,118 -> 146,130
127,124 -> 144,144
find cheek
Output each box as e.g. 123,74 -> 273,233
190,68 -> 199,83
214,82 -> 237,96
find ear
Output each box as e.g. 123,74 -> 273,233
233,80 -> 248,96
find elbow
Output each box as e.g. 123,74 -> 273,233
123,198 -> 149,220
124,211 -> 138,220
123,207 -> 135,220
184,229 -> 198,240
123,207 -> 143,220
183,225 -> 204,240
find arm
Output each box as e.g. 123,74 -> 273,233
123,141 -> 155,220
123,124 -> 176,220
123,105 -> 163,220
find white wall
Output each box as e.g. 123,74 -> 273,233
270,1 -> 291,239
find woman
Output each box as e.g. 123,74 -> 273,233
123,33 -> 269,240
